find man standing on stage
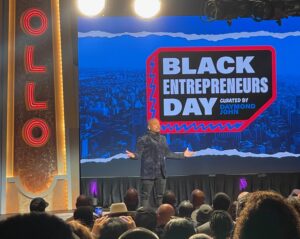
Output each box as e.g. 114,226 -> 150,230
126,118 -> 194,207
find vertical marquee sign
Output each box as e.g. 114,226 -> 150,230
6,0 -> 67,212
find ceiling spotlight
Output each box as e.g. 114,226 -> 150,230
77,0 -> 105,17
134,0 -> 161,19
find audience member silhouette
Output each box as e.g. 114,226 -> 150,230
119,227 -> 159,239
93,217 -> 129,239
233,191 -> 300,239
212,193 -> 231,211
68,220 -> 93,239
178,200 -> 194,219
209,210 -> 233,239
163,218 -> 196,239
287,195 -> 300,217
134,207 -> 157,231
191,190 -> 206,222
29,197 -> 49,212
162,190 -> 177,209
197,193 -> 231,236
191,189 -> 206,210
73,206 -> 94,229
194,204 -> 213,226
228,201 -> 237,221
0,212 -> 74,239
289,189 -> 300,198
76,195 -> 94,208
156,204 -> 176,238
4,189 -> 300,239
236,192 -> 250,219
189,234 -> 212,239
124,188 -> 139,211
66,195 -> 97,223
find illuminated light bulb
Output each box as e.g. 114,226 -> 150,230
134,0 -> 161,19
77,0 -> 105,17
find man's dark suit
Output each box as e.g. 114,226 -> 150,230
134,131 -> 183,207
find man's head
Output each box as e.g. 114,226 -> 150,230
124,188 -> 139,211
156,204 -> 175,226
75,195 -> 93,208
236,192 -> 250,218
212,192 -> 231,211
195,204 -> 213,226
73,206 -> 94,229
210,210 -> 233,239
178,200 -> 194,218
134,207 -> 157,231
98,217 -> 128,239
164,218 -> 196,239
147,118 -> 160,133
29,197 -> 49,212
191,189 -> 205,209
162,190 -> 176,208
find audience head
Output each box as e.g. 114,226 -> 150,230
0,212 -> 73,239
233,191 -> 300,239
189,233 -> 212,239
98,217 -> 129,239
212,193 -> 231,211
162,190 -> 177,208
236,192 -> 250,218
228,201 -> 237,221
73,206 -> 94,229
289,188 -> 300,197
210,210 -> 233,239
68,220 -> 93,239
191,189 -> 206,209
76,195 -> 93,208
164,218 -> 196,239
134,207 -> 157,231
195,204 -> 213,226
124,188 -> 139,211
119,227 -> 159,239
237,191 -> 249,201
156,204 -> 175,226
178,200 -> 194,218
29,197 -> 49,212
287,196 -> 300,217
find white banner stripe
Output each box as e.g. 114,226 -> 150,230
78,30 -> 300,41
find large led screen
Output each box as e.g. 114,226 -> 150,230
79,16 -> 300,177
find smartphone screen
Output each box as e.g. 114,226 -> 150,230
94,206 -> 103,216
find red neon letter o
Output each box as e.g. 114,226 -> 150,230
22,118 -> 50,147
20,8 -> 48,36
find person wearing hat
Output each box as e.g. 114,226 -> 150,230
193,204 -> 213,226
29,197 -> 49,212
109,202 -> 129,217
92,203 -> 136,239
126,118 -> 194,208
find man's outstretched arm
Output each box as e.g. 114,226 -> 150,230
126,137 -> 145,160
163,137 -> 194,159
